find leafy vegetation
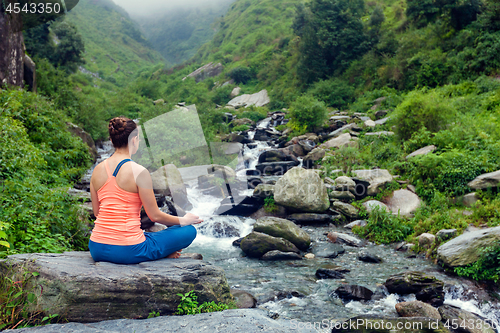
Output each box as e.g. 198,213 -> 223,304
454,242 -> 500,283
0,265 -> 59,330
0,89 -> 91,257
353,206 -> 413,244
175,290 -> 233,315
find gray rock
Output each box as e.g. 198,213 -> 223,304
358,253 -> 383,263
322,133 -> 352,149
329,190 -> 356,201
384,271 -> 444,307
230,87 -> 242,98
67,188 -> 91,202
334,176 -> 356,192
462,192 -> 480,207
395,301 -> 441,320
331,201 -> 359,219
227,89 -> 270,108
437,226 -> 500,267
183,62 -> 223,82
364,119 -> 376,127
332,315 -> 451,333
327,232 -> 365,247
334,285 -> 373,301
330,115 -> 350,121
353,169 -> 393,196
274,167 -> 330,213
260,250 -> 302,261
66,122 -> 98,162
232,117 -> 255,127
151,164 -> 190,208
287,213 -> 335,224
375,110 -> 388,119
5,309 -> 317,333
386,189 -> 422,217
302,148 -> 326,169
406,145 -> 436,160
363,200 -> 390,214
438,304 -> 495,333
253,217 -> 311,251
436,229 -> 457,241
311,242 -> 345,258
468,170 -> 500,190
240,232 -> 299,258
345,220 -> 368,229
255,161 -> 299,175
0,10 -> 25,89
0,252 -> 232,323
418,233 -> 436,248
365,131 -> 394,136
231,289 -> 257,309
328,123 -> 358,138
316,264 -> 350,279
252,184 -> 274,198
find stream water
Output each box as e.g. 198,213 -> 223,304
87,118 -> 500,330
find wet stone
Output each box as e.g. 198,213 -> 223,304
358,252 -> 383,263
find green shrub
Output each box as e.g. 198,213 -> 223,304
289,95 -> 327,132
454,242 -> 500,283
264,196 -> 278,213
393,90 -> 455,141
232,125 -> 250,132
175,291 -> 232,315
353,206 -> 414,244
310,78 -> 355,109
229,67 -> 253,84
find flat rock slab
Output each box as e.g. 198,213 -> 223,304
6,309 -> 316,333
1,252 -> 232,323
437,226 -> 500,267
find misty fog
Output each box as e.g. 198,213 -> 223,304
112,0 -> 230,18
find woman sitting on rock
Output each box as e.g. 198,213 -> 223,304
88,116 -> 202,264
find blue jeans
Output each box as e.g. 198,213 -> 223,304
89,225 -> 197,264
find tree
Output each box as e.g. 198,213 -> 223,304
51,21 -> 85,71
294,0 -> 370,84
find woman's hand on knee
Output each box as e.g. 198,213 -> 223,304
179,213 -> 203,226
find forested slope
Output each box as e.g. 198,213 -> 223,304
138,0 -> 236,65
66,0 -> 166,83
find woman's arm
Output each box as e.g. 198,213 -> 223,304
90,180 -> 100,217
136,168 -> 202,226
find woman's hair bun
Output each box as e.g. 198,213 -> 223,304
108,116 -> 137,148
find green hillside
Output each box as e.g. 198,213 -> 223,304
138,0 -> 236,65
65,0 -> 166,83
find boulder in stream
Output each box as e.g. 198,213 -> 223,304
231,289 -> 257,309
437,226 -> 500,268
287,213 -> 337,224
316,264 -> 350,279
274,167 -> 330,213
384,271 -> 445,307
0,252 -> 232,323
260,250 -> 302,261
395,301 -> 441,320
253,217 -> 311,251
438,304 -> 495,333
334,285 -> 374,302
330,201 -> 359,219
312,242 -> 345,258
150,164 -> 191,209
240,231 -> 299,258
327,232 -> 365,247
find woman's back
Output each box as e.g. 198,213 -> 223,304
90,158 -> 145,246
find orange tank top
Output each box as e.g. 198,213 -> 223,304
90,159 -> 146,246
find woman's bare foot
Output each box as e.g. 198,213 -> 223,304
166,249 -> 182,259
